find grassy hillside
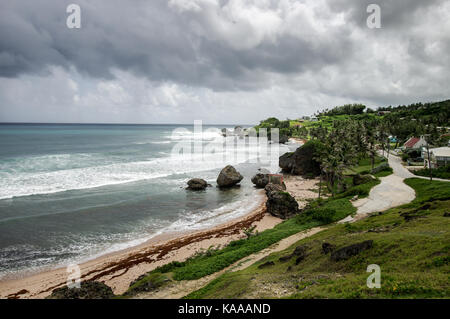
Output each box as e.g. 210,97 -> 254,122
187,179 -> 450,299
121,174 -> 390,297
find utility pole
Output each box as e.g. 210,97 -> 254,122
424,134 -> 432,182
387,137 -> 390,160
318,169 -> 322,200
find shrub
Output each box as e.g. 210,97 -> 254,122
308,208 -> 336,223
413,164 -> 450,180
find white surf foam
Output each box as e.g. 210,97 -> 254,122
0,135 -> 288,200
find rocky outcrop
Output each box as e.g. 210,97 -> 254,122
257,261 -> 275,269
293,246 -> 307,264
322,242 -> 336,254
251,173 -> 269,188
279,141 -> 321,176
265,183 -> 299,219
221,128 -> 228,137
278,245 -> 307,264
46,281 -> 115,299
330,240 -> 373,261
217,165 -> 243,188
279,134 -> 289,144
264,183 -> 286,194
187,178 -> 208,190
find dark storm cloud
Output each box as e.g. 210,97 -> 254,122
0,1 -> 196,80
0,0 -> 449,124
0,0 -> 357,90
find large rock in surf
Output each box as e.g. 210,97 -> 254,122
217,165 -> 243,188
46,281 -> 115,299
251,173 -> 270,188
187,178 -> 208,190
264,183 -> 299,219
279,140 -> 321,177
279,134 -> 289,144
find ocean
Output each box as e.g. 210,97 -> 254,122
0,123 -> 293,279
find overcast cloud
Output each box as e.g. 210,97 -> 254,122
0,0 -> 449,124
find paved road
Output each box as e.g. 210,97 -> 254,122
387,153 -> 450,182
339,154 -> 417,223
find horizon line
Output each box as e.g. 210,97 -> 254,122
0,121 -> 256,126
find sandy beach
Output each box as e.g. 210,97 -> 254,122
0,194 -> 281,299
0,171 -> 319,300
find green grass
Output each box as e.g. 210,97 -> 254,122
412,165 -> 450,180
334,179 -> 381,200
345,156 -> 386,175
162,194 -> 358,282
122,176 -> 381,296
289,120 -> 302,127
124,272 -> 170,297
187,178 -> 450,299
374,167 -> 393,178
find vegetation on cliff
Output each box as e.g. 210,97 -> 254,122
186,178 -> 450,299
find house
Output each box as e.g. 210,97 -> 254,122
388,136 -> 398,143
423,147 -> 450,168
378,111 -> 391,116
403,136 -> 427,150
310,116 -> 318,122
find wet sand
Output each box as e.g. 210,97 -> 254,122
0,195 -> 281,299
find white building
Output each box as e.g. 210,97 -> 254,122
423,147 -> 450,168
403,136 -> 427,150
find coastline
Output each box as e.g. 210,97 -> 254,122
0,194 -> 282,299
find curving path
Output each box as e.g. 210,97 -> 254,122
338,153 -> 449,223
388,152 -> 450,182
339,154 -> 417,223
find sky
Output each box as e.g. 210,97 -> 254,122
0,0 -> 449,125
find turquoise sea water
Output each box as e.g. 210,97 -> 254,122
0,123 -> 292,279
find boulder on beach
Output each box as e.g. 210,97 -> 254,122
46,281 -> 115,299
264,183 -> 287,194
217,165 -> 243,188
279,140 -> 321,177
264,183 -> 299,219
251,173 -> 269,188
187,178 -> 208,190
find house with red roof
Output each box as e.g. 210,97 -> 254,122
403,136 -> 427,150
